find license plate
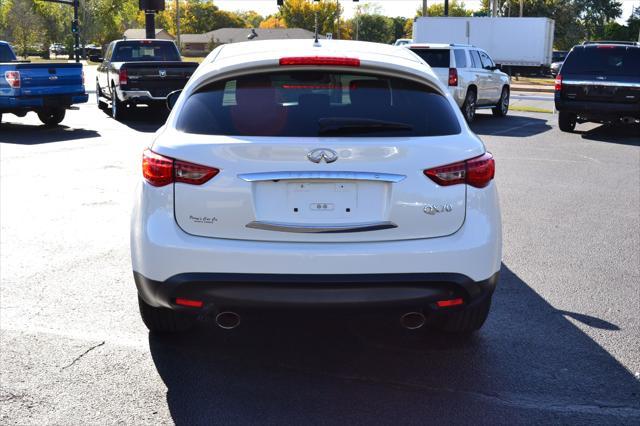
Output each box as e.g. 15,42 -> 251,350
287,182 -> 357,217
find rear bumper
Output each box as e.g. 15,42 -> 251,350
116,88 -> 166,103
135,271 -> 499,311
0,93 -> 88,111
555,97 -> 640,118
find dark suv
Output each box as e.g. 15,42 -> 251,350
554,42 -> 640,132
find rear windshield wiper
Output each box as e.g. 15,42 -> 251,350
318,117 -> 413,136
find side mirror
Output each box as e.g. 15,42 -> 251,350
89,55 -> 103,63
166,90 -> 182,111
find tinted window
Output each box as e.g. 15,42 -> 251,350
470,50 -> 482,68
0,43 -> 16,62
111,41 -> 180,62
454,49 -> 467,68
177,71 -> 461,137
410,49 -> 451,68
479,51 -> 494,69
561,46 -> 640,76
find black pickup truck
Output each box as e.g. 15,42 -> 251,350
94,39 -> 198,120
555,42 -> 640,132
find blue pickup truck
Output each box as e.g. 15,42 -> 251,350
1,41 -> 88,126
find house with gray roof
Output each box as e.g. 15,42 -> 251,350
180,28 -> 322,56
123,28 -> 175,41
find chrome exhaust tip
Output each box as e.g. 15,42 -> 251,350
400,312 -> 426,330
215,311 -> 241,330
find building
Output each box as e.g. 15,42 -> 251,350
123,28 -> 175,41
180,28 -> 321,56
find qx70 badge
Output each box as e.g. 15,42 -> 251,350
307,148 -> 338,164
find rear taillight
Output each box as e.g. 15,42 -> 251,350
554,74 -> 562,92
436,298 -> 464,308
448,68 -> 458,86
142,149 -> 219,187
424,152 -> 495,189
119,68 -> 128,85
279,56 -> 361,67
4,70 -> 20,89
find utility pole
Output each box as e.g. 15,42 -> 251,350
176,0 -> 181,49
520,0 -> 524,17
422,0 -> 427,16
444,0 -> 449,16
492,0 -> 498,17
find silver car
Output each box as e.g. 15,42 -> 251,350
407,43 -> 511,122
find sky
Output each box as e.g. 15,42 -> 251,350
214,0 -> 639,22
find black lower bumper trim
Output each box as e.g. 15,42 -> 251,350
134,271 -> 499,311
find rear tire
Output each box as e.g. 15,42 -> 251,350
37,108 -> 65,127
138,296 -> 194,333
462,89 -> 477,123
111,87 -> 126,121
434,295 -> 492,334
492,87 -> 509,117
96,82 -> 107,110
558,111 -> 577,133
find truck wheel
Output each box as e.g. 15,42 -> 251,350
492,87 -> 509,117
434,295 -> 492,334
138,296 -> 194,333
558,111 -> 577,133
462,89 -> 477,123
37,108 -> 66,127
111,87 -> 127,121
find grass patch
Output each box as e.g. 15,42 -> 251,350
512,77 -> 554,86
182,56 -> 206,63
510,105 -> 553,114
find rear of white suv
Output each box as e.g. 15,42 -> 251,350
407,43 -> 510,122
131,40 -> 502,335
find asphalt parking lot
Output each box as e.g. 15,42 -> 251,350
1,100 -> 639,424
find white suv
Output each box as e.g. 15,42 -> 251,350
407,43 -> 511,122
131,40 -> 502,335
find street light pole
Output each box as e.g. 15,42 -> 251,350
176,0 -> 181,49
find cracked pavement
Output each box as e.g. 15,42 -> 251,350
1,100 -> 639,424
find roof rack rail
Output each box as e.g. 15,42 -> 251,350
582,40 -> 639,46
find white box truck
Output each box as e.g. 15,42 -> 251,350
412,17 -> 555,74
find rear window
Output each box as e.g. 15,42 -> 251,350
561,46 -> 640,76
0,43 -> 16,62
410,49 -> 451,68
176,71 -> 460,137
111,41 -> 180,62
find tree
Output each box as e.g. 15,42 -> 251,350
237,10 -> 264,28
279,0 -> 341,35
350,13 -> 392,43
416,0 -> 472,17
389,16 -> 410,40
5,0 -> 44,58
260,16 -> 287,29
576,0 -> 622,40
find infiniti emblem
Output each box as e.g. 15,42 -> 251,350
159,69 -> 167,77
307,148 -> 338,164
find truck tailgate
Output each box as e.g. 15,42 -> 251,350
14,63 -> 84,96
122,61 -> 198,98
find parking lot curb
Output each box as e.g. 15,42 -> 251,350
511,85 -> 554,94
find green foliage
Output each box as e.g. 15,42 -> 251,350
351,13 -> 392,43
279,0 -> 341,35
416,0 -> 473,17
3,0 -> 44,58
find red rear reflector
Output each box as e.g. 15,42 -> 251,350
119,68 -> 128,85
142,149 -> 219,187
436,298 -> 464,308
175,298 -> 203,308
4,70 -> 20,88
554,74 -> 562,91
596,45 -> 616,49
424,152 -> 495,188
279,56 -> 360,67
282,84 -> 339,89
448,68 -> 458,86
142,149 -> 174,187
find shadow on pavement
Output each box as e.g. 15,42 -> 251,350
0,123 -> 100,145
148,264 -> 640,424
579,123 -> 640,146
99,104 -> 168,133
471,113 -> 552,137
